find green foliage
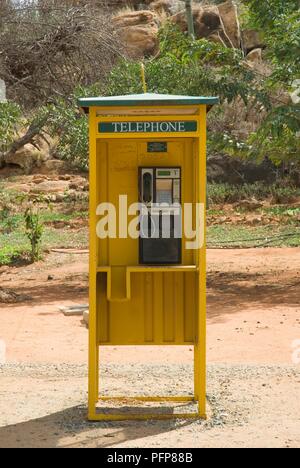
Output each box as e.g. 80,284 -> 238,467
208,130 -> 253,160
158,23 -> 243,66
269,10 -> 300,84
0,212 -> 19,234
24,203 -> 44,262
35,85 -> 102,171
263,206 -> 300,217
242,0 -> 300,161
246,0 -> 299,24
249,105 -> 300,162
0,189 -> 19,233
0,101 -> 22,152
47,99 -> 88,171
207,182 -> 300,205
246,0 -> 300,84
45,21 -> 299,168
0,244 -> 27,266
207,224 -> 300,248
1,14 -> 299,170
0,209 -> 88,266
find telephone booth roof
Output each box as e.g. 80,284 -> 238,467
78,92 -> 219,112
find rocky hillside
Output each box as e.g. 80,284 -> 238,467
0,1 -> 298,183
112,1 -> 263,59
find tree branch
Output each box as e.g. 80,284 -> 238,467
0,115 -> 49,164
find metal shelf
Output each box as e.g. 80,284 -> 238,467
96,265 -> 198,302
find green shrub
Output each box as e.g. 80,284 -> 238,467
207,182 -> 300,205
0,101 -> 22,153
24,204 -> 44,262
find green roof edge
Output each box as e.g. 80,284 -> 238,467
78,95 -> 219,108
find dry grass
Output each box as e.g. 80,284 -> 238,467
112,5 -> 136,18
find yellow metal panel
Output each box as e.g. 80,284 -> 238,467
144,273 -> 153,342
195,105 -> 207,416
86,102 -> 209,420
88,108 -> 98,417
95,104 -> 201,115
97,273 -> 109,343
163,272 -> 175,342
90,412 -> 205,421
95,138 -> 199,345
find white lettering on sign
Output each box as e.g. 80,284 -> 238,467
100,121 -> 197,133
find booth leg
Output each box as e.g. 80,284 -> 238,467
88,343 -> 98,419
198,345 -> 206,418
96,346 -> 99,402
194,343 -> 206,418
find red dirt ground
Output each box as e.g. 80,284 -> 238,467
1,248 -> 299,366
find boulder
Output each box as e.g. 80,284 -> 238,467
207,32 -> 228,47
3,145 -> 43,174
35,159 -> 70,175
30,180 -> 70,194
172,6 -> 221,39
113,10 -> 158,28
113,10 -> 159,58
242,29 -> 264,53
246,48 -> 262,63
120,25 -> 159,58
171,1 -> 241,49
32,175 -> 49,184
234,200 -> 263,211
83,310 -> 89,328
217,1 -> 241,49
94,0 -> 143,8
69,177 -> 89,191
247,215 -> 263,226
2,134 -> 57,174
8,183 -> 31,194
149,0 -> 184,15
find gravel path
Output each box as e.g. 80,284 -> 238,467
0,363 -> 299,448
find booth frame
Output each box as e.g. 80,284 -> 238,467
79,95 -> 217,421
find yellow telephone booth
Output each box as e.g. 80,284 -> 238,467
78,92 -> 218,421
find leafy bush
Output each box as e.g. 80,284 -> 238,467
24,204 -> 44,262
33,85 -> 102,171
1,17 -> 298,171
244,0 -> 300,161
0,101 -> 22,153
47,99 -> 89,171
0,244 -> 28,266
207,182 -> 300,205
107,25 -> 269,108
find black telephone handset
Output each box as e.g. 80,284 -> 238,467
142,172 -> 153,204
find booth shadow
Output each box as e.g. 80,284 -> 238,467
207,270 -> 300,323
0,405 -> 198,448
3,282 -> 88,309
4,269 -> 299,323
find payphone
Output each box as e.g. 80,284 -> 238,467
78,91 -> 219,421
139,166 -> 181,265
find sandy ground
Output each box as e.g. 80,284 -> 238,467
0,248 -> 300,448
